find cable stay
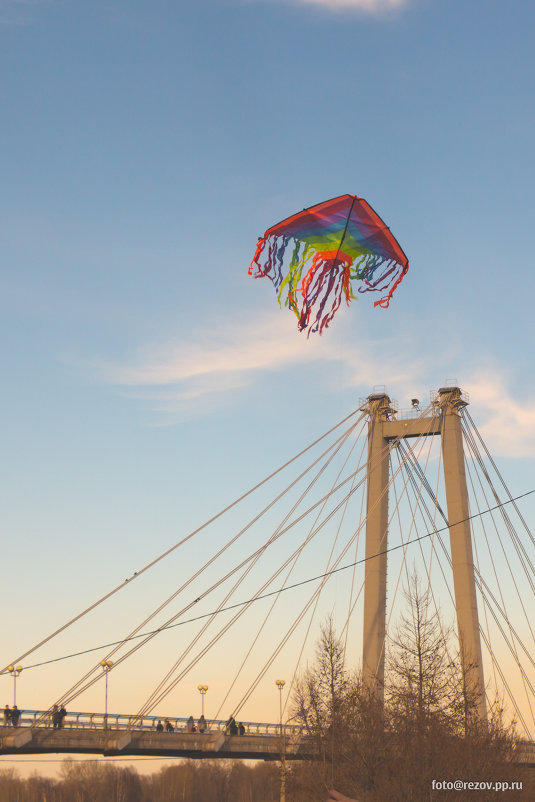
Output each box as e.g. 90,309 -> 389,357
403,455 -> 534,733
465,410 -> 535,553
2,407 -> 361,677
27,411 -> 366,720
390,413 -> 535,737
4,397 -> 533,743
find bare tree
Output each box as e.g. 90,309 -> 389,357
386,571 -> 458,730
287,580 -> 533,801
292,617 -> 348,738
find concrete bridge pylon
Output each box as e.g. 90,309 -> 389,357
360,386 -> 487,724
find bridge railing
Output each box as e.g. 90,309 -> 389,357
11,710 -> 302,738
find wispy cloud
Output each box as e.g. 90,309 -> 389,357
288,0 -> 410,13
90,308 -> 424,423
86,309 -> 535,458
98,313 -> 319,387
465,373 -> 535,459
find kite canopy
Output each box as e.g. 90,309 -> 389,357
249,194 -> 408,335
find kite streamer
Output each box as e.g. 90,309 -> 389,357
249,194 -> 408,335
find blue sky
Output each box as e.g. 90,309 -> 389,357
1,0 -> 535,773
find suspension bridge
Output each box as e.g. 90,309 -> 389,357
2,386 -> 535,767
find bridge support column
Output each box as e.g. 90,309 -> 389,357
439,387 -> 487,726
359,386 -> 487,728
361,393 -> 393,703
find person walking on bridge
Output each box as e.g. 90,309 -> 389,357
225,715 -> 237,735
186,715 -> 196,732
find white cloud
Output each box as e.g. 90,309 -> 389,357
90,308 -> 425,422
292,0 -> 409,12
464,373 -> 535,459
87,310 -> 535,457
97,312 -> 320,387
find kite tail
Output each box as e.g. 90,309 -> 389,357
373,261 -> 409,308
298,251 -> 352,335
279,241 -> 313,318
248,236 -> 268,276
249,234 -> 292,292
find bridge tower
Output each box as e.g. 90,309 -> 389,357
360,386 -> 487,724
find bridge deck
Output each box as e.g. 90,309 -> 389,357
0,726 -> 307,761
0,711 -> 308,761
1,710 -> 533,765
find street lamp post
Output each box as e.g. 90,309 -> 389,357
275,680 -> 286,802
197,685 -> 208,717
100,660 -> 113,729
275,679 -> 285,736
7,666 -> 23,707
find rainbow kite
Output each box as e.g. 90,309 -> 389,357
249,194 -> 408,335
